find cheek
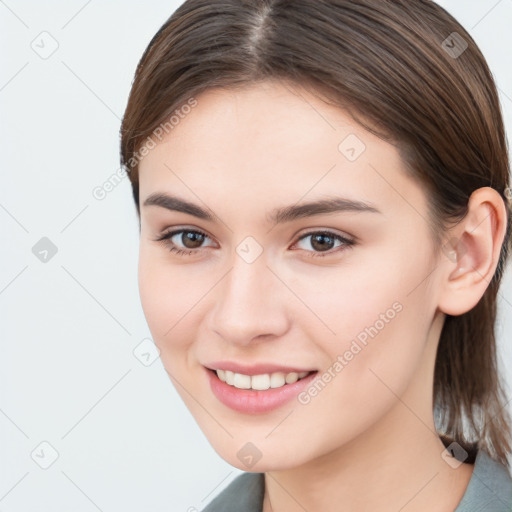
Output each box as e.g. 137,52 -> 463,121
137,249 -> 195,352
137,245 -> 225,380
294,300 -> 430,454
299,254 -> 435,396
285,261 -> 406,351
346,303 -> 433,410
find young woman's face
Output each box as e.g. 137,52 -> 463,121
137,80 -> 448,471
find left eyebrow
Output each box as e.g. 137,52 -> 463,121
142,192 -> 381,224
267,196 -> 382,224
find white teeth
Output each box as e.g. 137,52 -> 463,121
251,374 -> 270,390
270,372 -> 285,388
285,372 -> 298,384
215,369 -> 312,390
233,373 -> 251,389
225,370 -> 235,385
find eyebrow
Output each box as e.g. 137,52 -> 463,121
142,192 -> 381,224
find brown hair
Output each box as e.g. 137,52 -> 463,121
120,0 -> 512,468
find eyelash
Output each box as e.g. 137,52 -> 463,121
153,228 -> 355,258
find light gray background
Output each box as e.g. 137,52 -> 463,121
1,1 -> 511,510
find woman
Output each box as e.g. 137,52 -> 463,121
120,1 -> 512,510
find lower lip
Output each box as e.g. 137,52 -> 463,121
205,367 -> 318,414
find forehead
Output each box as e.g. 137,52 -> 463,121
137,81 -> 428,226
153,81 -> 369,164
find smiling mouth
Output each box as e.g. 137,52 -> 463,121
207,368 -> 316,391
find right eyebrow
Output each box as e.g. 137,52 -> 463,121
143,193 -> 216,221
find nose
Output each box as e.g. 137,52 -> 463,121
208,250 -> 290,346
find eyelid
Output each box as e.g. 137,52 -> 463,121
154,225 -> 354,242
291,229 -> 355,256
153,226 -> 216,247
295,227 -> 356,243
153,226 -> 356,257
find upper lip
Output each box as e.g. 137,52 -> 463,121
204,361 -> 316,376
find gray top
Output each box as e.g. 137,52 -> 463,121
202,450 -> 512,511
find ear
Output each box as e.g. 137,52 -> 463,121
437,187 -> 508,316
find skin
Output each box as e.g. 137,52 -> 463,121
137,80 -> 507,511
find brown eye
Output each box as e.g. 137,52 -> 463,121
180,231 -> 206,249
294,231 -> 355,258
154,228 -> 214,256
309,233 -> 336,252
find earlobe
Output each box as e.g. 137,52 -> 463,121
437,187 -> 507,316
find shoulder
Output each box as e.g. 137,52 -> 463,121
455,449 -> 512,511
201,472 -> 265,512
